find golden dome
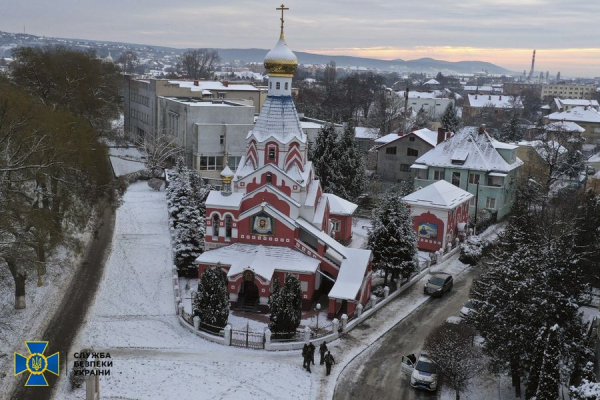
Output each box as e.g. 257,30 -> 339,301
264,34 -> 298,77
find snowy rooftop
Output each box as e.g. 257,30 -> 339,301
248,96 -> 307,144
329,248 -> 372,301
300,121 -> 324,129
404,91 -> 438,99
556,98 -> 599,108
296,218 -> 348,259
545,121 -> 585,133
404,180 -> 473,209
161,97 -> 247,107
414,126 -> 523,173
491,139 -> 518,150
374,133 -> 402,144
323,193 -> 358,216
355,127 -> 380,139
463,85 -> 493,92
547,106 -> 600,123
518,140 -> 567,159
467,94 -> 522,109
264,36 -> 298,65
411,128 -> 438,147
424,79 -> 440,85
206,191 -> 244,208
195,243 -> 320,281
167,80 -> 258,92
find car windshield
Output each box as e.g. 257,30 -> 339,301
429,277 -> 446,286
465,300 -> 473,308
416,360 -> 437,374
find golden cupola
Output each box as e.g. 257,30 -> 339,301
264,4 -> 298,77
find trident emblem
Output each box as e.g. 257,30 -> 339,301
14,341 -> 59,386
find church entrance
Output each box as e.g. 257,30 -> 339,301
238,270 -> 259,312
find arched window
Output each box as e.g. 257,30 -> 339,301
268,148 -> 276,160
285,82 -> 288,90
225,215 -> 233,240
266,172 -> 272,184
212,214 -> 220,238
276,82 -> 281,90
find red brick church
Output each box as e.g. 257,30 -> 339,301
196,16 -> 372,319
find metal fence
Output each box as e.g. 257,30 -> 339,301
231,324 -> 265,349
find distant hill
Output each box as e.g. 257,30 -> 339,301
0,30 -> 512,75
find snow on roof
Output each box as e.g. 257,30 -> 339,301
296,218 -> 347,259
518,140 -> 567,158
206,191 -> 244,208
323,194 -> 358,216
411,128 -> 438,147
405,91 -> 438,99
374,133 -> 401,144
463,85 -> 493,92
329,248 -> 372,301
248,96 -> 306,144
545,121 -> 585,133
264,36 -> 298,65
491,139 -> 518,150
414,126 -> 523,173
404,180 -> 473,209
589,152 -> 600,163
467,94 -> 522,109
312,196 -> 328,225
168,80 -> 258,92
355,127 -> 380,139
558,99 -> 599,108
424,79 -> 440,85
195,244 -> 320,281
300,121 -> 323,129
305,180 -> 320,207
548,106 -> 600,123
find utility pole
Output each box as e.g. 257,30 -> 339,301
403,85 -> 409,133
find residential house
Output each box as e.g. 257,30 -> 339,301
549,98 -> 599,113
411,126 -> 523,220
462,94 -> 523,124
546,106 -> 600,146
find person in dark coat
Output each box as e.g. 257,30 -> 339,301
308,341 -> 316,366
319,342 -> 328,365
324,351 -> 336,376
302,344 -> 309,371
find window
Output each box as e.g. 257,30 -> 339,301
331,220 -> 341,232
300,281 -> 309,292
400,164 -> 411,172
269,82 -> 272,89
433,170 -> 445,180
469,197 -> 476,206
409,137 -> 415,142
266,172 -> 272,183
407,148 -> 419,157
225,215 -> 232,241
219,135 -> 225,145
268,148 -> 276,160
486,197 -> 497,209
285,82 -> 288,90
228,156 -> 241,170
386,147 -> 397,155
486,176 -> 503,187
452,172 -> 461,186
199,156 -> 224,171
218,92 -> 225,99
468,173 -> 480,185
276,82 -> 280,90
212,215 -> 220,238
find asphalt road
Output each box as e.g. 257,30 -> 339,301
10,203 -> 115,400
334,267 -> 480,400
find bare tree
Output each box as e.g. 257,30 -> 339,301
135,130 -> 181,177
117,51 -> 139,74
179,49 -> 220,80
425,322 -> 485,400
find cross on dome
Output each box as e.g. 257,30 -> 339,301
276,4 -> 289,38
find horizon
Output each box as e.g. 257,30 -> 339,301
1,1 -> 599,77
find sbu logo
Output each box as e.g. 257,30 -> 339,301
14,341 -> 59,387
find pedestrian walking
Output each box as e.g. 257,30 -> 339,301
308,341 -> 316,366
302,343 -> 309,371
319,342 -> 328,365
324,351 -> 336,376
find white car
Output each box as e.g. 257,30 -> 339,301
460,299 -> 475,318
401,352 -> 438,391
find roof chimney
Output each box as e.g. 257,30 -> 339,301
479,124 -> 486,134
499,95 -> 502,100
223,80 -> 229,87
488,95 -> 492,100
474,95 -> 478,100
194,80 -> 199,86
437,128 -> 445,144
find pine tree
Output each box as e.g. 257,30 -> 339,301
525,326 -> 548,399
269,274 -> 302,338
193,265 -> 229,332
535,325 -> 561,400
499,113 -> 522,142
367,193 -> 417,285
336,121 -> 366,201
311,123 -> 340,194
188,169 -> 210,218
415,107 -> 429,129
441,103 -> 461,133
172,204 -> 205,275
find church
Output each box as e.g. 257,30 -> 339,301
196,9 -> 373,319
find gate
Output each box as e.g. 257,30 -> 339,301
230,322 -> 265,349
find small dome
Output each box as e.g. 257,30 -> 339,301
264,36 -> 298,77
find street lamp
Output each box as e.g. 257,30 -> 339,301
315,303 -> 321,331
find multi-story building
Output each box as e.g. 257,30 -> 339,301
402,92 -> 454,119
549,98 -> 600,112
411,126 -> 523,220
503,82 -> 541,97
156,97 -> 256,179
541,83 -> 596,100
546,106 -> 600,146
196,21 -> 373,319
462,94 -> 522,124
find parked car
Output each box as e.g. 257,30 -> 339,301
424,273 -> 453,297
401,352 -> 438,391
460,299 -> 475,318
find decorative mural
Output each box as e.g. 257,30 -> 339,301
418,222 -> 438,239
251,212 -> 275,236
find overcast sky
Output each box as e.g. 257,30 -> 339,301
2,0 -> 599,76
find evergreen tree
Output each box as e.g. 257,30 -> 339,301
188,169 -> 210,218
441,102 -> 461,133
367,193 -> 417,285
415,107 -> 429,129
269,274 -> 302,338
535,325 -> 561,400
311,123 -> 340,194
499,113 -> 522,142
172,204 -> 205,275
193,265 -> 229,332
525,326 -> 548,399
336,121 -> 366,201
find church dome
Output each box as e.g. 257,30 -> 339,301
264,35 -> 298,77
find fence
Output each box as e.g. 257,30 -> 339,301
230,323 -> 265,349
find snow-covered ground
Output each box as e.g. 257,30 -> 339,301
349,217 -> 370,249
108,147 -> 146,177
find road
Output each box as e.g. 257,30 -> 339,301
334,267 -> 480,400
10,203 -> 115,400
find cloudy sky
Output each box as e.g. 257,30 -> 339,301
2,0 -> 599,76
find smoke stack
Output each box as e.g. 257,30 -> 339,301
194,80 -> 199,86
437,128 -> 445,144
479,124 -> 486,134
